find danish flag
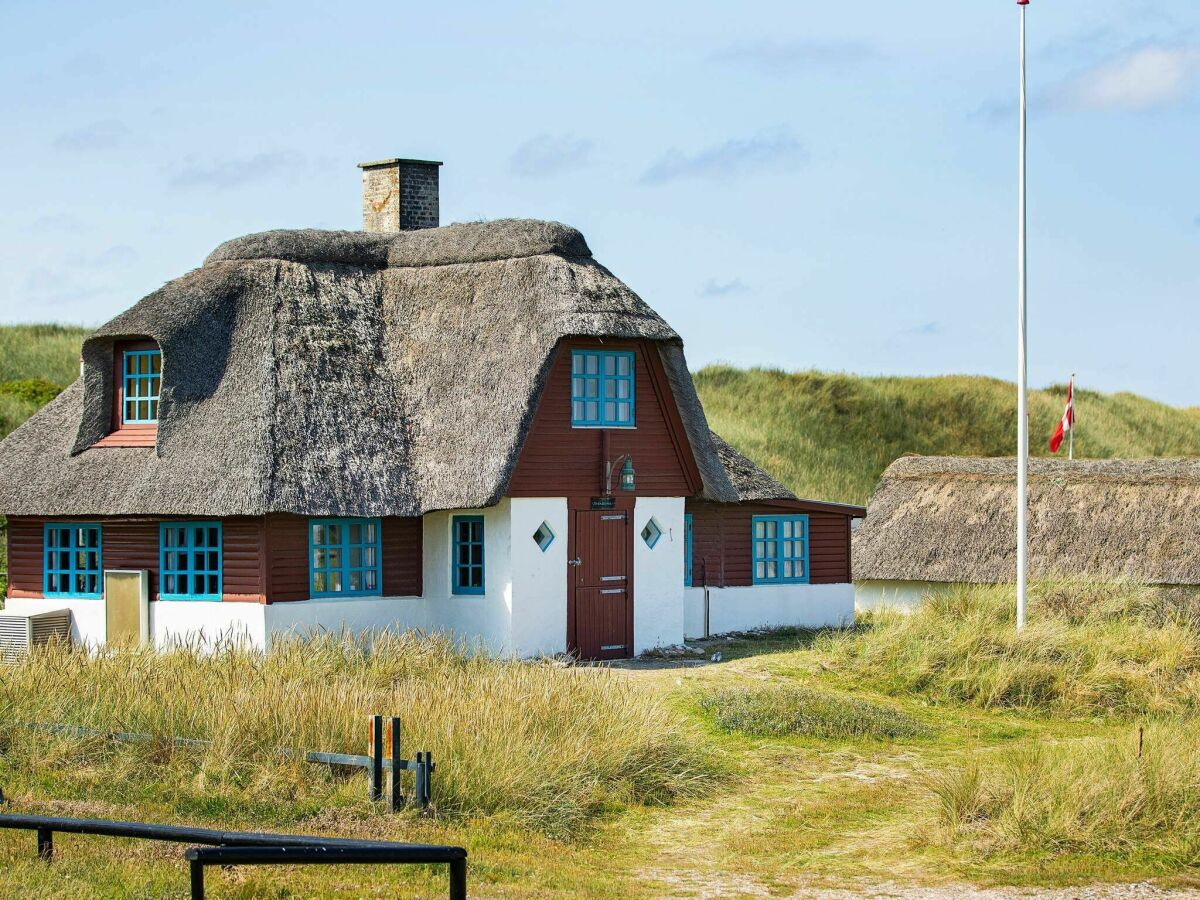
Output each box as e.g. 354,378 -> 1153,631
1049,378 -> 1074,454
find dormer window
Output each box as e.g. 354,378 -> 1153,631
92,338 -> 162,448
122,348 -> 162,424
571,350 -> 635,428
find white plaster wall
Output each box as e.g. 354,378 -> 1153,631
684,583 -> 855,638
153,600 -> 266,649
3,596 -> 106,647
632,497 -> 686,653
508,497 -> 569,657
855,580 -> 954,613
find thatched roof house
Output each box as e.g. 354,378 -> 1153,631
854,456 -> 1200,607
1,157 -> 862,658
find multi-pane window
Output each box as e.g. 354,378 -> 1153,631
571,350 -> 635,428
160,522 -> 222,600
123,349 -> 162,424
452,516 -> 485,595
310,518 -> 381,597
752,515 -> 809,585
44,524 -> 102,598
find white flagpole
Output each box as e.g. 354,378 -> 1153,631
1069,373 -> 1075,460
1016,0 -> 1029,631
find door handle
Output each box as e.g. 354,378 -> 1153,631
567,558 -> 582,567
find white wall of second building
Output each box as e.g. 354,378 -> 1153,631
632,496 -> 686,653
153,599 -> 267,649
854,579 -> 954,612
684,582 -> 855,638
508,497 -> 569,657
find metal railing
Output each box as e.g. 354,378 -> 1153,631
0,813 -> 467,899
185,844 -> 467,899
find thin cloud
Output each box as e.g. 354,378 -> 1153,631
712,40 -> 877,75
53,119 -> 129,152
510,134 -> 595,177
89,245 -> 138,268
700,278 -> 749,298
640,129 -> 807,185
907,321 -> 941,337
167,151 -> 305,191
1050,44 -> 1200,111
30,213 -> 89,234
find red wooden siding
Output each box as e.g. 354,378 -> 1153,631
7,516 -> 267,602
686,501 -> 853,586
264,514 -> 310,602
382,516 -> 423,598
507,338 -> 702,501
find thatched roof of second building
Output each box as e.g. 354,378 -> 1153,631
853,456 -> 1200,585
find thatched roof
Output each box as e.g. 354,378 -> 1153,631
853,456 -> 1200,585
0,219 -> 759,517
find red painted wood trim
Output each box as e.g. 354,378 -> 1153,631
95,338 -> 160,448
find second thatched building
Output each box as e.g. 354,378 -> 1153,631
853,455 -> 1200,609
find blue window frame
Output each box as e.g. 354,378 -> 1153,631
752,515 -> 809,585
452,516 -> 485,595
684,513 -> 694,587
123,348 -> 162,424
44,523 -> 102,598
160,522 -> 222,600
571,350 -> 635,428
309,518 -> 382,597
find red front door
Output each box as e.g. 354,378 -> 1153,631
568,509 -> 632,660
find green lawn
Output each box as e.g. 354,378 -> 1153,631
2,584 -> 1198,897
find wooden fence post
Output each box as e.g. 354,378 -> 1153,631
388,717 -> 403,812
369,715 -> 384,802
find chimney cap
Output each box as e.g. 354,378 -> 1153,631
357,158 -> 443,169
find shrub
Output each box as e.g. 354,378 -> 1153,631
0,634 -> 719,837
927,723 -> 1200,861
813,581 -> 1200,718
0,378 -> 64,407
699,683 -> 927,740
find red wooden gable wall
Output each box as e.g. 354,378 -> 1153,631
686,501 -> 854,586
507,338 -> 702,502
6,515 -> 423,603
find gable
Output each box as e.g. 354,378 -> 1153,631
506,338 -> 703,500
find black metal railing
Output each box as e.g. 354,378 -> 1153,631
185,844 -> 468,899
0,813 -> 467,899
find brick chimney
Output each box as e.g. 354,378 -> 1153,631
357,158 -> 442,232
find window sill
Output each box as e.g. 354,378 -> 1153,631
93,425 -> 157,448
570,424 -> 636,430
158,595 -> 223,602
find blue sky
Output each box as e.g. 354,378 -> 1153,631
1,0 -> 1197,405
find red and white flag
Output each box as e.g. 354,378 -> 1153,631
1049,378 -> 1074,454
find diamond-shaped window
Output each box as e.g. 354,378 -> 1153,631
641,518 -> 662,549
533,522 -> 555,552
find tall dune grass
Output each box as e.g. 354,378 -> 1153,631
693,367 -> 1200,504
813,581 -> 1200,717
0,634 -> 717,836
927,723 -> 1200,862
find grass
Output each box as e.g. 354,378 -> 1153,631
3,585 -> 1200,894
928,723 -> 1200,865
693,367 -> 1200,503
808,581 -> 1200,718
0,633 -> 717,839
699,683 -> 928,740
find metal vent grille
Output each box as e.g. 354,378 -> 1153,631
0,609 -> 72,663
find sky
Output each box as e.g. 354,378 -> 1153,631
0,1 -> 1197,406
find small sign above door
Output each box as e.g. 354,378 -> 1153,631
589,496 -> 617,510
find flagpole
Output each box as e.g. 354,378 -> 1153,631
1069,373 -> 1075,460
1016,0 -> 1029,631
